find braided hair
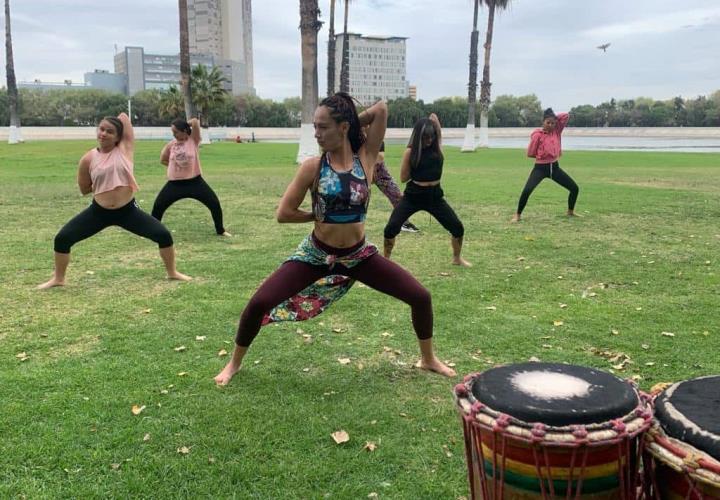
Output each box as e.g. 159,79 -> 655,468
101,116 -> 124,145
318,92 -> 365,153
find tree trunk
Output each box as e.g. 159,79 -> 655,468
179,0 -> 195,119
297,0 -> 321,163
478,2 -> 496,148
461,0 -> 480,152
326,0 -> 336,96
5,0 -> 22,144
339,0 -> 350,93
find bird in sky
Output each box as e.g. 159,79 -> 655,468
597,43 -> 611,52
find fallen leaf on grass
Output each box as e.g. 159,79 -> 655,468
110,463 -> 121,470
302,334 -> 313,343
439,272 -> 450,277
174,345 -> 187,352
661,332 -> 675,337
195,336 -> 206,341
177,372 -> 188,377
331,430 -> 350,444
142,308 -> 151,314
217,349 -> 228,357
442,445 -> 453,458
15,352 -> 29,361
559,303 -> 568,309
641,344 -> 650,350
645,362 -> 655,366
332,327 -> 345,333
485,306 -> 497,311
542,344 -> 553,349
611,329 -> 619,336
381,332 -> 393,338
131,405 -> 146,416
338,358 -> 351,365
528,356 -> 541,362
302,368 -> 310,372
364,441 -> 378,452
651,382 -> 673,394
177,446 -> 191,455
368,493 -> 379,499
553,320 -> 564,327
143,433 -> 151,442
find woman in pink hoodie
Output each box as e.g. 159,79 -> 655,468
512,108 -> 579,222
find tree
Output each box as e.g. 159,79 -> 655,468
158,86 -> 185,122
478,0 -> 512,147
178,0 -> 195,119
326,0 -> 337,96
339,0 -> 351,93
191,64 -> 228,128
461,0 -> 481,152
5,0 -> 22,143
297,0 -> 322,163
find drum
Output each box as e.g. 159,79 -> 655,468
643,376 -> 720,499
454,362 -> 652,499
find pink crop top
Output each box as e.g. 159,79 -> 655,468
89,147 -> 138,195
166,139 -> 202,180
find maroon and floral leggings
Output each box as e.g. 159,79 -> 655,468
235,236 -> 433,347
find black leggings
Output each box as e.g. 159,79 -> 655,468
151,175 -> 226,234
236,236 -> 433,347
54,198 -> 173,253
516,162 -> 579,214
384,183 -> 464,239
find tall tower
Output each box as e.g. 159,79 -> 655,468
188,0 -> 254,95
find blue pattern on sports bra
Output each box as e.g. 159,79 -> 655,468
312,153 -> 369,223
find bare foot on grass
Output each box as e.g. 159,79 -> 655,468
219,231 -> 232,237
168,272 -> 192,282
510,214 -> 521,223
567,210 -> 581,218
452,257 -> 472,267
416,358 -> 457,377
214,360 -> 242,386
37,277 -> 65,290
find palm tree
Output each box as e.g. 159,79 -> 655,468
178,0 -> 195,119
191,64 -> 227,143
461,0 -> 480,152
326,0 -> 336,96
5,0 -> 22,144
478,0 -> 511,147
297,0 -> 322,163
158,85 -> 184,121
339,0 -> 350,93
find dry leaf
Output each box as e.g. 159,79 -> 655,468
86,270 -> 95,275
635,307 -> 643,311
517,256 -> 525,261
439,272 -> 450,276
332,327 -> 344,333
661,331 -> 675,337
131,405 -> 146,416
442,444 -> 453,458
645,362 -> 655,366
331,430 -> 350,444
528,356 -> 541,362
381,332 -> 392,337
485,306 -> 497,311
195,336 -> 206,341
553,320 -> 564,327
641,344 -> 650,350
208,456 -> 216,464
15,352 -> 29,361
588,292 -> 597,297
217,349 -> 228,357
160,389 -> 169,395
177,446 -> 191,455
611,329 -> 619,335
110,463 -> 121,470
368,493 -> 379,499
542,344 -> 553,349
143,433 -> 151,442
302,368 -> 310,372
174,345 -> 187,352
524,236 -> 535,241
302,334 -> 313,343
559,303 -> 568,309
364,441 -> 378,452
296,328 -> 304,335
177,371 -> 188,377
142,308 -> 151,314
337,358 -> 351,365
651,382 -> 673,394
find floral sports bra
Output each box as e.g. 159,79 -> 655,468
312,153 -> 369,224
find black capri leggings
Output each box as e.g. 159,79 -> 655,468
516,162 -> 579,215
54,198 -> 173,253
384,183 -> 464,239
151,175 -> 226,234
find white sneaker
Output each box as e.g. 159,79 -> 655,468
401,222 -> 420,233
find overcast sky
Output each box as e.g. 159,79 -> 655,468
2,0 -> 719,110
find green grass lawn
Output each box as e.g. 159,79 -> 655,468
1,141 -> 718,499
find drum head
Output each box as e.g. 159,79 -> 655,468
471,362 -> 639,426
655,376 -> 720,461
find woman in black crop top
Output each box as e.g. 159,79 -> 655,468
214,94 -> 457,386
383,114 -> 471,267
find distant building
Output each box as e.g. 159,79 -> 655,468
188,0 -> 254,95
84,69 -> 126,94
333,33 -> 410,105
409,85 -> 417,100
113,46 -> 241,96
18,79 -> 87,91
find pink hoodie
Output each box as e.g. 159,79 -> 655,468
527,112 -> 570,164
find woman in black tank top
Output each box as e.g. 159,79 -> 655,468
383,114 -> 471,267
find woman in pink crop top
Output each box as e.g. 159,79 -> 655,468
511,108 -> 580,222
214,93 -> 456,386
38,113 -> 191,289
151,118 -> 230,236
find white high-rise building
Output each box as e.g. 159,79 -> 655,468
188,0 -> 254,95
333,33 -> 409,105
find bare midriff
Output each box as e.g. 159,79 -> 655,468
313,221 -> 365,249
411,179 -> 440,187
94,186 -> 135,209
